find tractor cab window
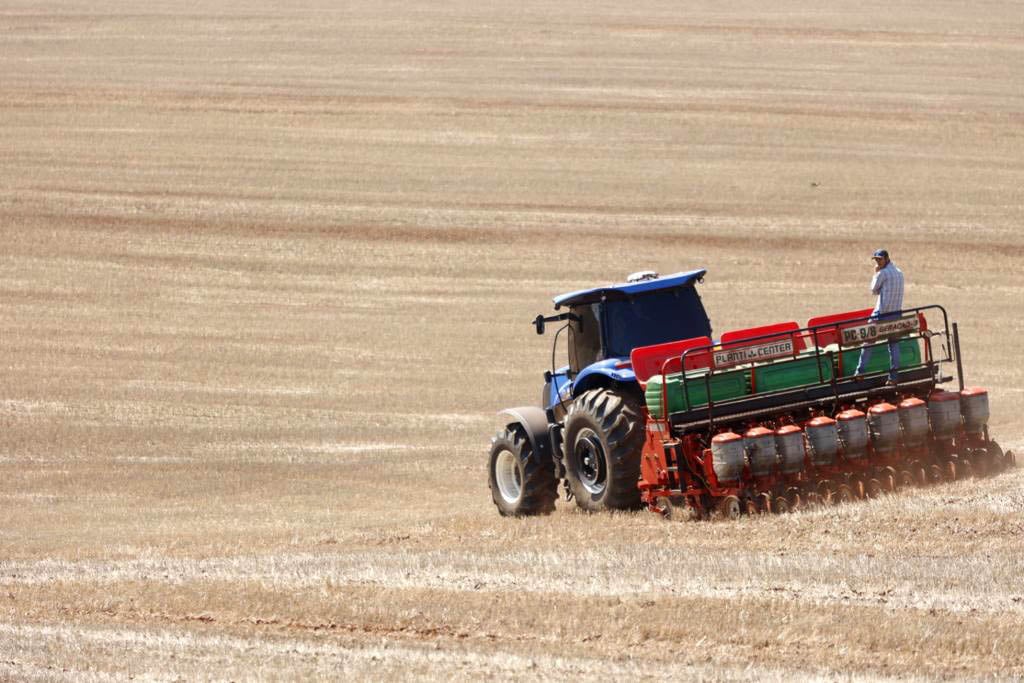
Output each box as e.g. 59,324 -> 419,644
568,304 -> 601,372
603,289 -> 712,358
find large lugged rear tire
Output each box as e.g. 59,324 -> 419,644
563,388 -> 644,512
488,426 -> 558,516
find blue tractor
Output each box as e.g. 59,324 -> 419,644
488,270 -> 712,515
490,270 -> 1008,519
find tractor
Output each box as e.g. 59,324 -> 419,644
486,270 -> 1012,519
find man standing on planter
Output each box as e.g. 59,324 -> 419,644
855,249 -> 905,385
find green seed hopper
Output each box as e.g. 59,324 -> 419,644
644,339 -> 922,419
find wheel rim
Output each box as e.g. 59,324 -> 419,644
574,428 -> 607,495
494,449 -> 522,504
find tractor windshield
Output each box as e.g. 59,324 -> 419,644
602,288 -> 712,359
566,286 -> 712,372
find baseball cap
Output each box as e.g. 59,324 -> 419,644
872,249 -> 889,260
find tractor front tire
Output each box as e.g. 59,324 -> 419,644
563,388 -> 644,512
488,426 -> 558,517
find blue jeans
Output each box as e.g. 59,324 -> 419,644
855,312 -> 901,380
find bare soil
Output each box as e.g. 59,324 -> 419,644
2,1 -> 1023,679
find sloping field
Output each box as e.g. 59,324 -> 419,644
2,1 -> 1024,679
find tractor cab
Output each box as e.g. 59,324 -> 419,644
536,269 -> 712,410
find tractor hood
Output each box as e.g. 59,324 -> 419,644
552,269 -> 707,310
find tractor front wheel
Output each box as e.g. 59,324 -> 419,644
563,388 -> 644,512
488,426 -> 558,516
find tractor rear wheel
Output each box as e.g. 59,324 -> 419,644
563,388 -> 644,512
488,426 -> 558,517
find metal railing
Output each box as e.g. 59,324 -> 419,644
656,305 -> 952,431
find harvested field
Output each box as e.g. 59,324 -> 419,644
2,0 -> 1024,679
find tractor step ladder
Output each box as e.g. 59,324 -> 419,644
663,440 -> 683,491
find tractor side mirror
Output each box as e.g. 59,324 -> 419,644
533,314 -> 545,335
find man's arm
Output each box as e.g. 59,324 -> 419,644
870,268 -> 885,294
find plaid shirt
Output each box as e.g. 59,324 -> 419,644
870,262 -> 904,315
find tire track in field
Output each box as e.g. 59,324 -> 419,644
0,621 -> 803,681
4,543 -> 1022,616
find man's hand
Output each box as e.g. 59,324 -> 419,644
874,263 -> 883,272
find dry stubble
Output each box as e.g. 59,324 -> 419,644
2,0 -> 1024,680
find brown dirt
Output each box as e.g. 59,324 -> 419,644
2,1 -> 1023,679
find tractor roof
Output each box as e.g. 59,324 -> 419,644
552,269 -> 706,309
